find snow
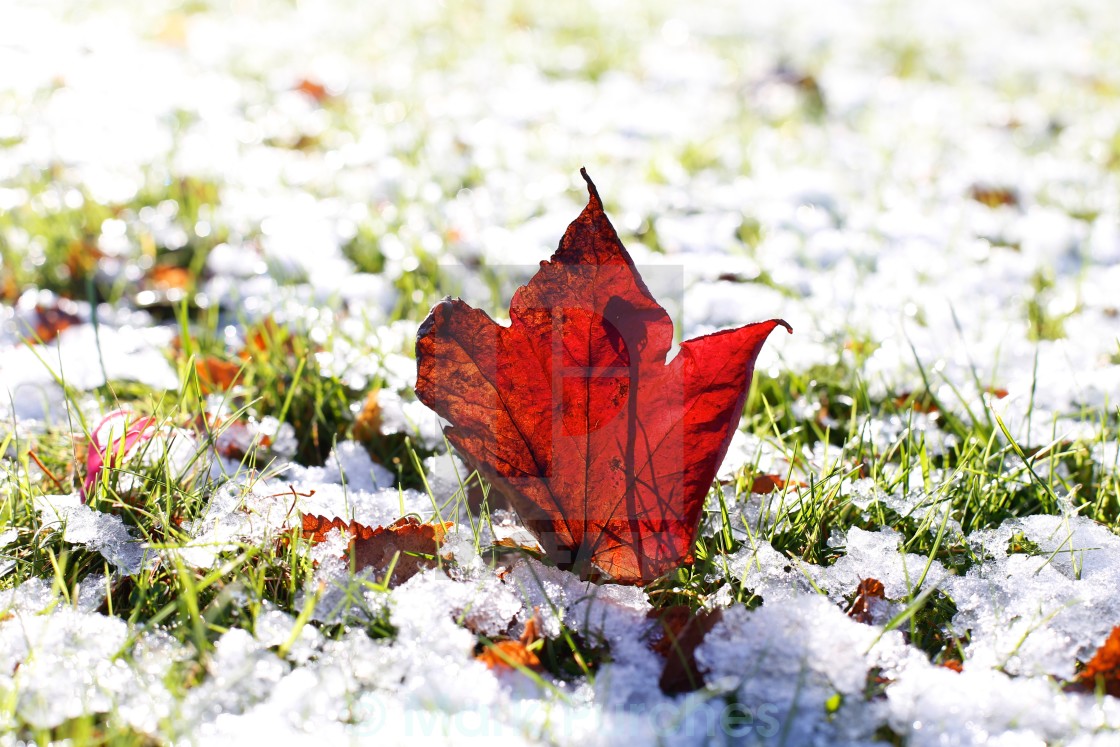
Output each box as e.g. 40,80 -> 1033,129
6,505 -> 1120,743
376,389 -> 448,451
0,578 -> 180,734
949,515 -> 1120,679
286,439 -> 395,493
34,494 -> 152,574
1,325 -> 178,409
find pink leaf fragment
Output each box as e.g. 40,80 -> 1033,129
81,410 -> 159,501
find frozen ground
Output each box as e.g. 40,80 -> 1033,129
2,0 -> 1120,744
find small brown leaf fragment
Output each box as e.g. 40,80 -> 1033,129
2,272 -> 20,303
491,525 -> 545,554
749,474 -> 807,494
847,578 -> 886,625
520,613 -> 541,646
1075,626 -> 1120,697
64,240 -> 103,286
969,184 -> 1020,209
647,606 -> 724,694
891,391 -> 939,413
30,303 -> 82,344
351,517 -> 448,583
476,612 -> 543,671
351,389 -> 382,443
941,659 -> 964,673
300,514 -> 448,586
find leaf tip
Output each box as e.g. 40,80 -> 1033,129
775,319 -> 793,334
579,167 -> 602,207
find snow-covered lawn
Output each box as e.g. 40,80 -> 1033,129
2,0 -> 1119,744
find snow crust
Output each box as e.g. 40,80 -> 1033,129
7,507 -> 1120,744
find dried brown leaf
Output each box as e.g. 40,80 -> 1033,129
647,606 -> 723,694
847,578 -> 886,625
301,514 -> 449,586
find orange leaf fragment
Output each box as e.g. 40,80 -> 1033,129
300,514 -> 449,586
476,614 -> 543,672
847,578 -> 886,625
294,78 -> 330,103
476,640 -> 541,671
1076,626 -> 1120,697
148,265 -> 192,290
194,357 -> 242,394
240,318 -> 299,361
301,513 -> 376,542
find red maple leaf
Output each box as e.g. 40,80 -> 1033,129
415,169 -> 789,583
